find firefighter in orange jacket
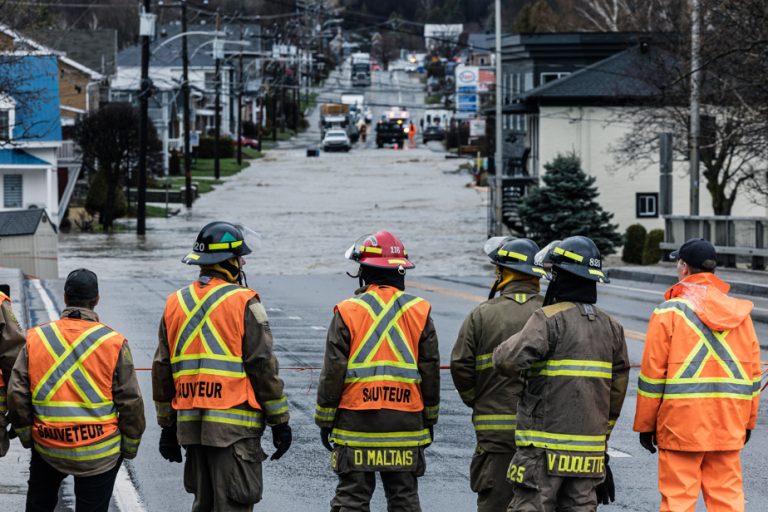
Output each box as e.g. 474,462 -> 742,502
153,221 -> 291,511
316,231 -> 440,512
634,239 -> 761,512
8,269 -> 145,512
0,288 -> 25,457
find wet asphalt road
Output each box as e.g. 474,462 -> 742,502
47,69 -> 768,511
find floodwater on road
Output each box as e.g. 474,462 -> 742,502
59,146 -> 489,279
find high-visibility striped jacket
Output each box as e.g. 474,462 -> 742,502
315,284 -> 440,451
633,273 -> 761,451
7,307 -> 145,477
451,281 -> 543,452
0,292 -> 25,458
153,273 -> 289,447
493,301 -> 629,475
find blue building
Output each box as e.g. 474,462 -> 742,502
0,53 -> 62,225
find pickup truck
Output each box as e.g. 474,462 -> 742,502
375,120 -> 407,148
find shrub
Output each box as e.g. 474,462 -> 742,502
518,153 -> 622,255
85,170 -> 127,224
196,136 -> 234,159
642,229 -> 665,265
622,224 -> 647,264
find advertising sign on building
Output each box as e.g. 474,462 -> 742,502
455,65 -> 478,113
477,69 -> 495,92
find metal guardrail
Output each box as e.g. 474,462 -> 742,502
663,215 -> 768,269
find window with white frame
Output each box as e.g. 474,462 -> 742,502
636,193 -> 659,218
540,72 -> 571,85
4,174 -> 22,208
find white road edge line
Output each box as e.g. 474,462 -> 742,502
114,465 -> 146,512
31,279 -> 58,320
607,448 -> 632,458
31,279 -> 147,512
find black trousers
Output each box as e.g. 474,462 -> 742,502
26,450 -> 123,512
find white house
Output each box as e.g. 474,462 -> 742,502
516,45 -> 766,233
0,53 -> 62,226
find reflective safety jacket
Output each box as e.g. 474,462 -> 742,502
0,292 -> 25,458
335,285 -> 431,413
315,284 -> 440,454
154,274 -> 289,447
451,281 -> 543,452
27,318 -> 125,465
493,302 -> 629,478
633,273 -> 761,451
164,277 -> 262,412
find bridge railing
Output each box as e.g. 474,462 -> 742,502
662,215 -> 768,269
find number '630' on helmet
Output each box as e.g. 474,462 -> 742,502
182,221 -> 252,266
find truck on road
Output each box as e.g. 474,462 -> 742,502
375,108 -> 410,148
350,53 -> 371,87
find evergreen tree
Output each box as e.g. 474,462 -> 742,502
518,153 -> 622,255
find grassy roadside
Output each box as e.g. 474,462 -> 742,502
160,148 -> 264,195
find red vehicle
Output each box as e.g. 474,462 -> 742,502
233,136 -> 259,149
371,62 -> 382,71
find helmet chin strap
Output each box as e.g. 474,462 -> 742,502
488,267 -> 503,300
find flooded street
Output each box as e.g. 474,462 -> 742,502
59,70 -> 488,278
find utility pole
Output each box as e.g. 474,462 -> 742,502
237,24 -> 244,166
493,0 -> 504,236
181,0 -> 193,208
137,0 -> 153,236
689,0 -> 701,216
213,10 -> 222,180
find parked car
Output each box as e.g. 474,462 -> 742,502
233,136 -> 259,149
422,125 -> 445,143
323,129 -> 351,152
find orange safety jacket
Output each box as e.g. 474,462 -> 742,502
335,284 -> 431,413
27,318 -> 125,462
634,273 -> 761,451
164,277 -> 264,426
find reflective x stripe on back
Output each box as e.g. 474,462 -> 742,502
32,323 -> 119,421
345,291 -> 423,383
173,283 -> 244,358
638,299 -> 754,400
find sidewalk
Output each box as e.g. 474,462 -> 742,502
607,262 -> 768,297
0,267 -> 30,510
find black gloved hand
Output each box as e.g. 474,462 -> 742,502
639,432 -> 657,454
159,425 -> 182,463
270,423 -> 292,460
745,429 -> 752,445
7,426 -> 17,440
320,427 -> 334,452
595,454 -> 615,505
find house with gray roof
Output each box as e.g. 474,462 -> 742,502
113,22 -> 263,173
0,208 -> 58,278
510,44 -> 765,232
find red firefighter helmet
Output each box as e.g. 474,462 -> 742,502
345,230 -> 415,269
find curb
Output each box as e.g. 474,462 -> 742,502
606,268 -> 768,298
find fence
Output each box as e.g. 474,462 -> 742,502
662,216 -> 768,269
56,141 -> 78,162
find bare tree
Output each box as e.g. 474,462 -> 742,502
610,0 -> 768,214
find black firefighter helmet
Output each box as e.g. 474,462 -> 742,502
484,237 -> 546,278
548,236 -> 609,283
182,221 -> 252,266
